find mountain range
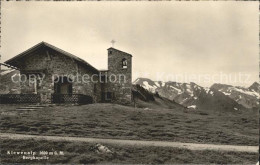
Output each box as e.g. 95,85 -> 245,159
133,78 -> 259,111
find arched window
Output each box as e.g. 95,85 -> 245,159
122,58 -> 127,69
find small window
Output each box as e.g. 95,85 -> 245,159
109,50 -> 113,55
122,58 -> 127,69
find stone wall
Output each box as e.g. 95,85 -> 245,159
18,47 -> 101,103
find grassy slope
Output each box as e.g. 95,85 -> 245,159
0,139 -> 258,164
0,103 -> 258,146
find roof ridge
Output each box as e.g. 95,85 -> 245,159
5,41 -> 99,73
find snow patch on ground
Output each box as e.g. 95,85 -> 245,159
143,81 -> 157,92
185,84 -> 192,93
205,88 -> 210,94
161,82 -> 165,87
155,82 -> 160,87
235,95 -> 242,102
186,88 -> 192,94
170,86 -> 182,94
209,91 -> 214,96
180,98 -> 188,104
222,91 -> 231,96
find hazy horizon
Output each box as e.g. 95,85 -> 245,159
1,1 -> 258,87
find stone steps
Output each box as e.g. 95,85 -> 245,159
16,104 -> 54,111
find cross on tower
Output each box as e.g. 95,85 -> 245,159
111,40 -> 116,47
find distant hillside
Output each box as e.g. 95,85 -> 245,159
133,78 -> 258,111
0,69 -> 20,94
248,82 -> 259,93
211,83 -> 259,109
132,84 -> 185,110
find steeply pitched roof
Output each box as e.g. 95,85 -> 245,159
5,41 -> 99,73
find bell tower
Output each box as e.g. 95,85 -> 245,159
106,47 -> 132,104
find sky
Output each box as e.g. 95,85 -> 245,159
1,1 -> 258,87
